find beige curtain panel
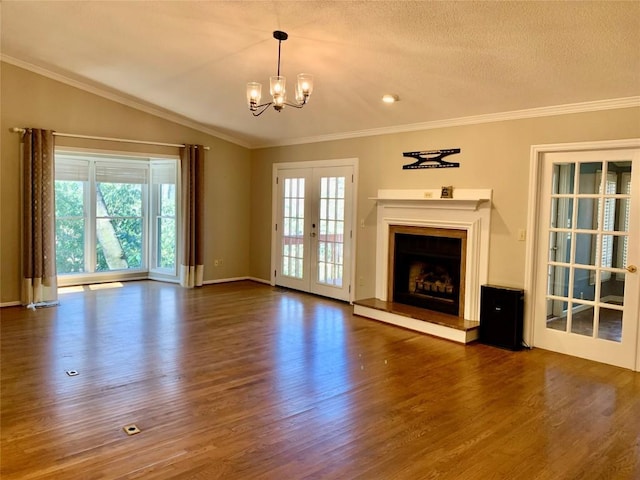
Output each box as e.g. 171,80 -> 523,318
22,128 -> 59,307
180,144 -> 205,287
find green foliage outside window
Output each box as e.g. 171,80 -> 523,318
96,183 -> 143,271
55,180 -> 85,274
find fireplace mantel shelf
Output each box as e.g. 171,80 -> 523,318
370,189 -> 492,211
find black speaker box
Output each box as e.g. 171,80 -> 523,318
480,285 -> 524,351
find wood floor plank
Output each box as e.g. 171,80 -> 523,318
1,280 -> 639,479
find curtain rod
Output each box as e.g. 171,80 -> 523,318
10,128 -> 210,150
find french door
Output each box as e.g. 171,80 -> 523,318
533,148 -> 640,370
272,161 -> 356,302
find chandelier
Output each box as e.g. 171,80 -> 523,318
246,31 -> 313,116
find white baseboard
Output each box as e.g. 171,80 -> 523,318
247,276 -> 271,285
203,276 -> 249,285
0,301 -> 22,308
203,276 -> 271,285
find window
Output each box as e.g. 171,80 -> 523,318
150,161 -> 177,273
54,152 -> 179,283
55,159 -> 88,273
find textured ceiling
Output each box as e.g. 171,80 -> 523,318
2,1 -> 639,148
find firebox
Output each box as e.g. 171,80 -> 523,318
389,226 -> 467,316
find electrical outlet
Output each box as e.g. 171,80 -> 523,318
219,259 -> 224,266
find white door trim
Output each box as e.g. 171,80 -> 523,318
524,138 -> 640,369
271,158 -> 359,303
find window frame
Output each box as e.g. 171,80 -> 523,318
55,150 -> 180,286
149,159 -> 179,279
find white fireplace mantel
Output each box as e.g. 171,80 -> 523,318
371,188 -> 492,325
370,189 -> 492,211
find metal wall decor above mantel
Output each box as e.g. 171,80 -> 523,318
402,149 -> 461,169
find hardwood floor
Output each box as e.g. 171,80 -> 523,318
1,280 -> 639,479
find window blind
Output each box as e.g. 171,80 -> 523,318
95,163 -> 148,184
55,158 -> 90,182
151,162 -> 177,185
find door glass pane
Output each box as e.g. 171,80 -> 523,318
572,267 -> 595,301
317,176 -> 345,287
578,162 -> 603,194
574,233 -> 595,266
548,231 -> 571,263
600,272 -> 625,306
552,163 -> 575,194
601,199 -> 620,231
550,197 -> 573,228
611,235 -> 627,269
547,265 -> 569,297
547,299 -> 568,331
600,234 -> 614,269
282,178 -> 305,279
576,198 -> 597,230
571,302 -> 594,337
597,307 -> 622,342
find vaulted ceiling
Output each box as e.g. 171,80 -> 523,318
2,1 -> 639,148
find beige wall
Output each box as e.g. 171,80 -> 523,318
250,107 -> 640,300
2,61 -> 638,305
1,62 -> 251,304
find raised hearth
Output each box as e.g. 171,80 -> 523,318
353,298 -> 479,343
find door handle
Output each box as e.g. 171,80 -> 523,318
626,265 -> 637,273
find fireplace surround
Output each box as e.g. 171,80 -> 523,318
354,189 -> 492,343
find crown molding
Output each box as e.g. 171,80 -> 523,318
256,96 -> 640,149
1,55 -> 250,149
3,55 -> 637,150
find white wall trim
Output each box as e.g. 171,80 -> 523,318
203,276 -> 255,285
246,276 -> 271,285
255,98 -> 640,148
1,54 -> 250,149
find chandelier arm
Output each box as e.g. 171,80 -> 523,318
283,101 -> 305,109
251,103 -> 273,116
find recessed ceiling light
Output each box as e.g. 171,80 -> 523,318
382,94 -> 399,104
